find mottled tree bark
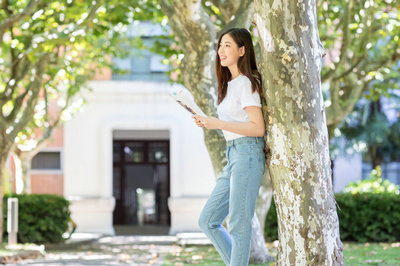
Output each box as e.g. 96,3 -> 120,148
255,168 -> 274,234
254,0 -> 344,265
158,0 -> 274,262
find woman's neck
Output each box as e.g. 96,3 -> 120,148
228,64 -> 241,80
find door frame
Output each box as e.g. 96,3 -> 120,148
112,139 -> 171,225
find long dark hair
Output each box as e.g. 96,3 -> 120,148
216,28 -> 262,105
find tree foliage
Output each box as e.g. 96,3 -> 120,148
0,0 -> 163,151
0,0 -> 162,242
318,0 -> 400,133
331,93 -> 400,168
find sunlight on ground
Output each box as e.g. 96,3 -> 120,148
162,242 -> 400,266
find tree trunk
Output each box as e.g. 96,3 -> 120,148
0,150 -> 8,243
255,167 -> 274,233
13,147 -> 40,194
0,129 -> 16,243
250,211 -> 275,264
368,98 -> 383,170
20,153 -> 32,194
369,146 -> 382,170
252,169 -> 275,263
158,0 -> 273,262
254,0 -> 344,265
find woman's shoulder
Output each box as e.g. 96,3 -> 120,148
230,74 -> 250,87
238,74 -> 251,82
233,75 -> 252,91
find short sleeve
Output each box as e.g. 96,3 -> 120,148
239,79 -> 261,110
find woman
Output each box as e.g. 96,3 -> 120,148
194,28 -> 266,266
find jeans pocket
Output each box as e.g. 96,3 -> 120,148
234,143 -> 251,155
250,144 -> 265,153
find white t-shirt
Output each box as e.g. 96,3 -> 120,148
217,74 -> 262,141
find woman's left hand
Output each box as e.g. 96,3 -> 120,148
193,115 -> 221,130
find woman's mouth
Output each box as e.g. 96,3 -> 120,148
220,56 -> 227,61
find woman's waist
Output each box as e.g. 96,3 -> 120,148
226,136 -> 265,147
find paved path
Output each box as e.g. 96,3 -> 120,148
9,236 -> 183,266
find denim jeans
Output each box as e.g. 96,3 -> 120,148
198,136 -> 266,266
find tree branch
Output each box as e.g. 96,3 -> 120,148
334,0 -> 354,72
159,0 -> 215,53
208,0 -> 240,24
332,54 -> 365,82
80,0 -> 103,29
35,94 -> 71,149
0,0 -> 42,43
8,53 -> 51,140
5,89 -> 30,123
0,55 -> 31,106
218,0 -> 253,37
158,0 -> 174,18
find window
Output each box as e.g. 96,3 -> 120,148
150,55 -> 168,73
148,142 -> 169,163
124,142 -> 145,163
31,151 -> 61,170
111,37 -> 170,81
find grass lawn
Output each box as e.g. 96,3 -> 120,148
163,241 -> 400,266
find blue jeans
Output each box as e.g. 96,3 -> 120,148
198,136 -> 266,266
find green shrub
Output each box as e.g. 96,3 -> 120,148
264,197 -> 278,242
344,166 -> 400,194
335,192 -> 400,242
3,194 -> 71,244
264,192 -> 400,243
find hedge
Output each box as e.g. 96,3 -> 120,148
264,192 -> 400,243
3,194 -> 71,244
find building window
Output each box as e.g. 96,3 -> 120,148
148,142 -> 168,163
112,37 -> 170,81
31,151 -> 61,170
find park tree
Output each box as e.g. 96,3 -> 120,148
253,0 -> 344,264
0,0 -> 160,243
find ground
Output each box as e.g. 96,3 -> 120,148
1,235 -> 399,265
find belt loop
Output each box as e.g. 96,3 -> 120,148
256,137 -> 259,144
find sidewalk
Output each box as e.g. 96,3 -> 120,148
49,231 -> 211,248
3,232 -> 211,265
45,232 -> 104,250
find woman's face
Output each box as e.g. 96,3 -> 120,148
218,34 -> 244,68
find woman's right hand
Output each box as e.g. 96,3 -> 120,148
192,115 -> 204,127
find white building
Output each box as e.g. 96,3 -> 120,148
63,80 -> 216,235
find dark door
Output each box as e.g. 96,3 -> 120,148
112,140 -> 170,225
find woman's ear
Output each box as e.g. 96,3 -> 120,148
239,46 -> 245,57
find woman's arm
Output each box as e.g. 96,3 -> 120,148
193,106 -> 265,137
